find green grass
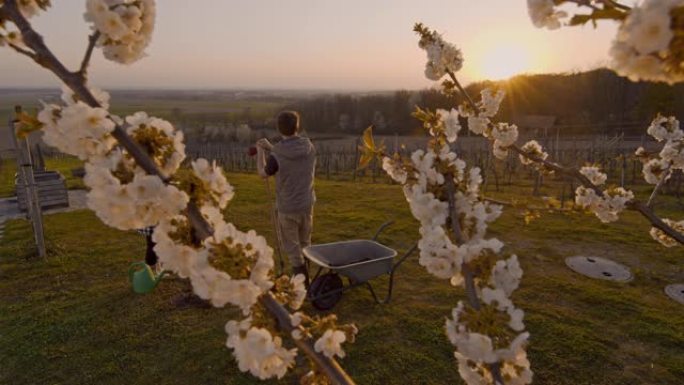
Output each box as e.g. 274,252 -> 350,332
1,174 -> 683,384
0,157 -> 84,198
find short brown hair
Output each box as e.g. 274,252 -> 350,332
277,111 -> 300,136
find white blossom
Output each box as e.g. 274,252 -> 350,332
643,158 -> 670,184
314,329 -> 347,359
418,30 -> 464,80
660,141 -> 684,169
490,255 -> 523,297
38,100 -> 116,160
609,1 -> 684,84
492,140 -> 509,160
518,140 -> 547,166
467,116 -> 489,135
84,158 -> 188,230
192,158 -> 235,209
125,111 -> 185,177
575,186 -> 634,223
381,156 -> 408,184
647,115 -> 683,142
84,0 -> 156,64
527,0 -> 567,30
480,89 -> 505,118
579,166 -> 608,186
288,274 -> 307,310
437,108 -> 461,142
491,123 -> 518,147
649,218 -> 684,247
226,323 -> 296,380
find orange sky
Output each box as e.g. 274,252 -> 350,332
0,0 -> 620,90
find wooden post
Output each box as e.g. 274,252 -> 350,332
11,107 -> 47,258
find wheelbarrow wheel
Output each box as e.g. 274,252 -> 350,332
309,273 -> 344,311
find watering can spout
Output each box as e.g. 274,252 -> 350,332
129,261 -> 166,294
154,270 -> 167,285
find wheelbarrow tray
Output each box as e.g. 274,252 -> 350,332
303,239 -> 397,282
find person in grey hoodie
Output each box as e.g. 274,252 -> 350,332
256,111 -> 315,284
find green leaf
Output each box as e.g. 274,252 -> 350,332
362,125 -> 375,151
358,152 -> 373,170
15,111 -> 43,139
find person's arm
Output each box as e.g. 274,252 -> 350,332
256,146 -> 268,178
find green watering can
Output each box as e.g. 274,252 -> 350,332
129,261 -> 167,294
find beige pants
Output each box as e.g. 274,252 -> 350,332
277,210 -> 313,269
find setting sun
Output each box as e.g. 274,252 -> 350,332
478,43 -> 534,80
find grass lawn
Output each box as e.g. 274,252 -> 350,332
1,173 -> 683,384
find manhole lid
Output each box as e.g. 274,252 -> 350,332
565,256 -> 633,282
665,284 -> 684,305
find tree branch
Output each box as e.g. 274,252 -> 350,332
79,31 -> 100,77
8,42 -> 37,59
4,2 -> 355,383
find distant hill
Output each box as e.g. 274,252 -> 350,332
287,68 -> 684,137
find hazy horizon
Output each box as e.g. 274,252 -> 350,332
1,1 -> 620,90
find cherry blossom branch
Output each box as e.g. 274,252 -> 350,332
444,69 -> 684,245
3,2 -> 355,383
445,176 -> 506,384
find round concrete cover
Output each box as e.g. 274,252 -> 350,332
565,256 -> 633,282
665,284 -> 684,305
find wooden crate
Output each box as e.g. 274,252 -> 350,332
16,171 -> 69,212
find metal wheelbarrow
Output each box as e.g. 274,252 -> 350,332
303,221 -> 417,310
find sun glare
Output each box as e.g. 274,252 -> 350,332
478,43 -> 534,81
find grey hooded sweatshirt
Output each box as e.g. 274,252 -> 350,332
268,136 -> 316,214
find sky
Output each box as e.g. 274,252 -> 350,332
0,0 -> 621,90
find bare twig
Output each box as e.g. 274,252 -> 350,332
8,42 -> 37,59
445,69 -> 684,245
4,2 -> 355,383
647,168 -> 672,208
601,0 -> 631,11
79,31 -> 100,77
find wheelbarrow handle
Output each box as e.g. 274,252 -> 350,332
392,243 -> 418,271
372,220 -> 395,241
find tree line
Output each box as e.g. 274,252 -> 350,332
286,68 -> 684,137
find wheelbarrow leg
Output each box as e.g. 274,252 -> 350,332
373,243 -> 417,304
365,278 -> 394,305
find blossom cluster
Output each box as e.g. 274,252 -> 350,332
378,28 -> 532,384
635,115 -> 684,246
526,0 -> 567,30
39,86 -> 116,161
84,0 -> 156,64
610,0 -> 684,84
573,165 -> 634,224
415,23 -> 464,81
574,184 -> 634,224
638,115 -> 684,185
0,0 -> 49,47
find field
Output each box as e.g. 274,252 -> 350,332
2,171 -> 683,385
0,89 -> 288,131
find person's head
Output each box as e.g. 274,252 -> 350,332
277,110 -> 300,137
